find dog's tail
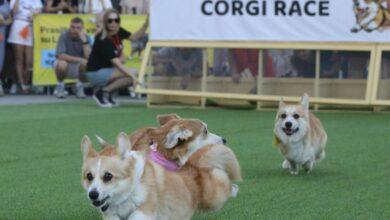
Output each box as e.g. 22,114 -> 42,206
96,135 -> 110,149
194,145 -> 242,181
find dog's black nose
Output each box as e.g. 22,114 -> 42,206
89,190 -> 99,201
222,138 -> 227,144
285,122 -> 292,128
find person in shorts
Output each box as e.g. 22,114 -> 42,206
54,17 -> 91,98
86,9 -> 147,107
8,0 -> 42,93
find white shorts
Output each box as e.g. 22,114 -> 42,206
8,20 -> 33,46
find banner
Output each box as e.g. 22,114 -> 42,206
151,0 -> 390,42
33,14 -> 146,85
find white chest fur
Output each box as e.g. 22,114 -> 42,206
281,141 -> 314,164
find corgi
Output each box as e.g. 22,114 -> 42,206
82,131 -> 241,219
81,133 -> 197,220
93,114 -> 242,211
351,0 -> 390,32
273,94 -> 327,175
146,114 -> 242,211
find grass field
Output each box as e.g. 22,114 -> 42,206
0,101 -> 389,219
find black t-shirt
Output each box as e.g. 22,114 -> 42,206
87,28 -> 131,72
50,0 -> 78,13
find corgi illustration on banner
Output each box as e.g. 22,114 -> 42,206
351,0 -> 390,32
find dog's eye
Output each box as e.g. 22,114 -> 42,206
280,113 -> 287,119
293,114 -> 300,119
86,173 -> 93,181
103,172 -> 113,182
203,128 -> 208,135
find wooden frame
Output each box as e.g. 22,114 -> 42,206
371,44 -> 390,106
136,41 -> 388,108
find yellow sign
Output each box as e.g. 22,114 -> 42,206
33,14 -> 146,85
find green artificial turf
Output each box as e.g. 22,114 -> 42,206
0,101 -> 389,219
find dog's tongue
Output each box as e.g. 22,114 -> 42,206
283,128 -> 294,135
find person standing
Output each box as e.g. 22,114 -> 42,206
8,0 -> 43,94
0,0 -> 12,96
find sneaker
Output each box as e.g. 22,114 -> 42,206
106,92 -> 119,107
21,85 -> 32,94
76,82 -> 86,99
9,84 -> 18,95
56,83 -> 66,99
0,83 -> 4,96
128,86 -> 137,98
93,89 -> 112,108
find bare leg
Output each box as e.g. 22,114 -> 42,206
103,76 -> 133,93
55,60 -> 68,82
25,46 -> 33,86
13,44 -> 26,87
78,62 -> 87,82
103,68 -> 137,92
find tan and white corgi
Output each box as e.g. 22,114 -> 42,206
274,94 -> 327,175
81,131 -> 241,219
146,114 -> 242,211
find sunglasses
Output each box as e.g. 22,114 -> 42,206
108,18 -> 120,24
70,25 -> 83,30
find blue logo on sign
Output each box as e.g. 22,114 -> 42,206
41,50 -> 56,68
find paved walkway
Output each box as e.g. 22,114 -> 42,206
0,95 -> 146,106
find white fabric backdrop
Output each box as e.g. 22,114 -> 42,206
150,0 -> 390,42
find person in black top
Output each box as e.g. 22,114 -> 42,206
44,0 -> 78,14
86,9 -> 147,108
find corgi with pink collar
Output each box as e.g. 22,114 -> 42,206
82,115 -> 242,219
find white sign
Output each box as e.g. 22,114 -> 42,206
151,0 -> 390,42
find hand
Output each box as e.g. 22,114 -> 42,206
134,79 -> 142,86
0,15 -> 4,25
79,32 -> 88,43
79,58 -> 88,66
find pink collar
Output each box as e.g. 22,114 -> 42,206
148,142 -> 180,172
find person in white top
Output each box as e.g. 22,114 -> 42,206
80,0 -> 112,14
120,0 -> 149,15
8,0 -> 42,93
80,0 -> 113,33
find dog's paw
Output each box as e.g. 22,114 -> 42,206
282,160 -> 291,169
231,184 -> 239,198
290,170 -> 299,175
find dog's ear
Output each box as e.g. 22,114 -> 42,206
81,135 -> 96,161
165,126 -> 193,149
301,93 -> 310,113
95,135 -> 110,149
157,114 -> 181,126
116,132 -> 132,158
279,97 -> 286,109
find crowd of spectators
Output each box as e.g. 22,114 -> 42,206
0,0 -> 149,98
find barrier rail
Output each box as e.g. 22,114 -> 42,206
136,41 -> 389,109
